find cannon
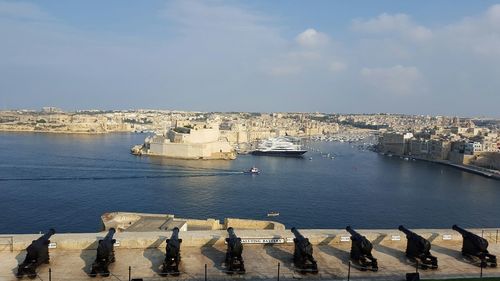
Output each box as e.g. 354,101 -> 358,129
89,228 -> 116,277
346,226 -> 378,271
224,227 -> 245,274
452,225 -> 497,267
291,227 -> 318,273
16,228 -> 55,279
161,227 -> 182,275
398,225 -> 438,269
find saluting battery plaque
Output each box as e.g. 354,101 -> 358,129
442,234 -> 452,240
391,235 -> 401,241
340,236 -> 351,242
225,238 -> 285,244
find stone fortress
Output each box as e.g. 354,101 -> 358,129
132,121 -> 236,160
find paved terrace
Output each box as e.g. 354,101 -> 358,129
1,229 -> 499,281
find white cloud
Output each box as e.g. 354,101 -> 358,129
267,65 -> 301,76
329,61 -> 347,73
295,28 -> 329,48
352,13 -> 432,42
486,4 -> 500,25
286,51 -> 321,60
439,4 -> 500,57
262,28 -> 335,77
360,65 -> 423,96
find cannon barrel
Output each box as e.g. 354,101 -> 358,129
346,226 -> 360,237
291,227 -> 305,240
39,228 -> 56,241
398,225 -> 413,236
170,227 -> 180,240
227,227 -> 237,239
103,228 -> 116,241
452,225 -> 471,237
96,228 -> 116,257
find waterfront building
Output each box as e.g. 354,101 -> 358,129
379,132 -> 413,155
464,142 -> 482,155
478,132 -> 499,152
429,139 -> 452,160
408,138 -> 451,160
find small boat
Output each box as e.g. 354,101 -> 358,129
267,211 -> 279,217
309,157 -> 313,160
244,166 -> 260,174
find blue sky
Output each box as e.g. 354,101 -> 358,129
1,0 -> 499,116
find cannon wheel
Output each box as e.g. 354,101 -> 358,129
350,259 -> 378,272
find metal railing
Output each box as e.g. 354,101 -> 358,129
1,262 -> 499,281
0,236 -> 13,252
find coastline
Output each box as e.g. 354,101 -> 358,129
395,155 -> 500,180
2,129 -> 497,179
0,128 -> 129,135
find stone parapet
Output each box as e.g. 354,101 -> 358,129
2,228 -> 498,252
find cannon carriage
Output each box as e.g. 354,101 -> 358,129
398,225 -> 438,269
346,226 -> 378,271
291,227 -> 318,273
452,225 -> 497,268
90,228 -> 116,277
161,227 -> 182,276
224,227 -> 245,274
16,229 -> 55,279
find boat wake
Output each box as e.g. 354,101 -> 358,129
0,163 -> 241,174
0,171 -> 244,182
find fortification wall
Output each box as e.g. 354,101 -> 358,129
1,228 -> 498,252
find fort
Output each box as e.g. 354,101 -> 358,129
1,219 -> 499,280
131,122 -> 236,160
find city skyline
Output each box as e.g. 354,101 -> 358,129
1,0 -> 500,116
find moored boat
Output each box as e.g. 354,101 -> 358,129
251,137 -> 307,157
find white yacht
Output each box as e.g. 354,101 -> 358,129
251,137 -> 307,157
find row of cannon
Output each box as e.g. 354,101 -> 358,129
15,225 -> 497,279
347,225 -> 497,272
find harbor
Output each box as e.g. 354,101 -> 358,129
1,132 -> 500,235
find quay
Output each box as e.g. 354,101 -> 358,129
1,228 -> 499,280
413,157 -> 500,180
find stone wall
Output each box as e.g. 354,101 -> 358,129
223,218 -> 286,230
148,141 -> 235,159
1,228 -> 497,252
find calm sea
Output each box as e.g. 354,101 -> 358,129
0,132 -> 498,234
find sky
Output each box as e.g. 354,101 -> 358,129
0,0 -> 499,117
